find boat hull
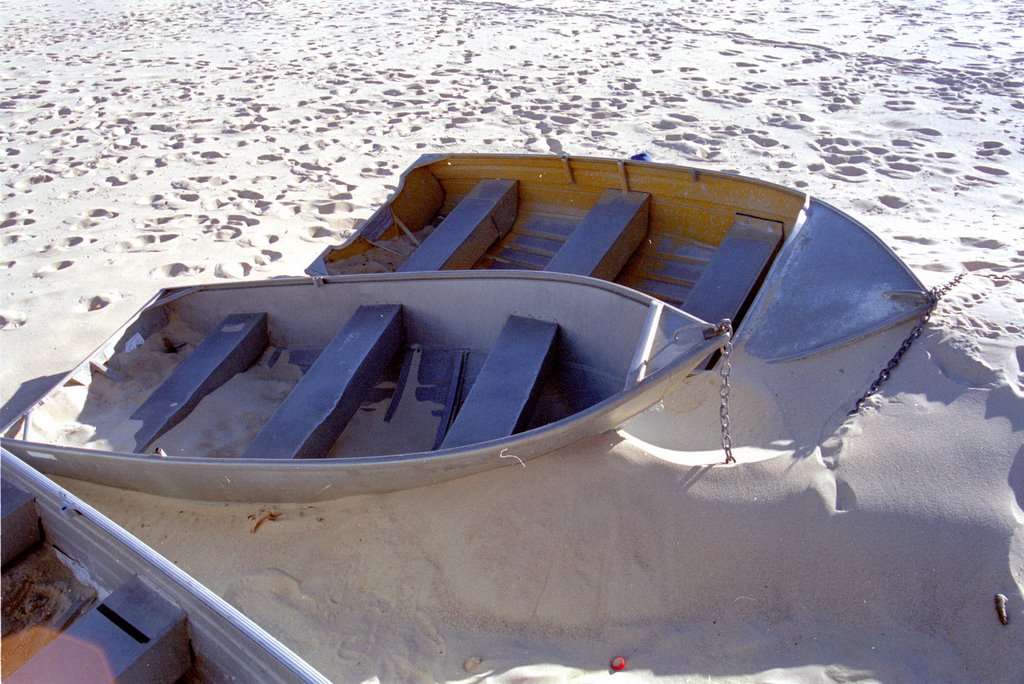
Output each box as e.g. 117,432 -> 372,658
2,272 -> 722,502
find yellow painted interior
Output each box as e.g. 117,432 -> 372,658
327,154 -> 806,292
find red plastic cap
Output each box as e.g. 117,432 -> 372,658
610,656 -> 627,671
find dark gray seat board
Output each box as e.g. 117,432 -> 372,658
440,315 -> 558,450
243,305 -> 404,460
132,313 -> 269,452
397,179 -> 519,272
1,479 -> 39,567
682,215 -> 783,326
8,575 -> 190,684
544,189 -> 650,280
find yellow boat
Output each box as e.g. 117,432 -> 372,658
308,153 -> 928,361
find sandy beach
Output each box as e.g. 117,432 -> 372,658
2,0 -> 1022,681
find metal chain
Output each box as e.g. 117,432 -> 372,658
706,271 -> 1016,458
848,272 -> 966,415
715,320 -> 735,464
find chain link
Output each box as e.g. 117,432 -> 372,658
848,272 -> 966,415
714,320 -> 735,464
708,270 -> 1017,458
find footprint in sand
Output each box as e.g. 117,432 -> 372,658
152,263 -> 206,278
77,292 -> 121,312
972,165 -> 1008,177
104,175 -> 139,186
105,233 -> 179,253
878,195 -> 908,209
748,133 -> 781,148
33,260 -> 74,277
40,235 -> 94,252
226,215 -> 260,227
976,141 -> 1010,159
1,232 -> 37,246
253,250 -> 282,266
1,210 -> 36,229
960,237 -> 1007,250
11,173 -> 54,189
893,234 -> 942,246
238,234 -> 279,249
0,309 -> 28,330
214,262 -> 253,279
212,227 -> 243,241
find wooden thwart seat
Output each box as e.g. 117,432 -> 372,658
397,179 -> 519,272
683,215 -> 782,325
440,315 -> 558,450
132,312 -> 269,452
8,575 -> 190,684
544,189 -> 650,279
243,305 -> 404,460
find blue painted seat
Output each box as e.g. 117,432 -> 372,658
398,179 -> 518,272
545,188 -> 650,279
683,215 -> 782,325
440,315 -> 558,449
132,312 -> 268,452
243,305 -> 404,460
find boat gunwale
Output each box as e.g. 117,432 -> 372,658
1,447 -> 333,682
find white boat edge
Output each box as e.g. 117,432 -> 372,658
2,446 -> 333,683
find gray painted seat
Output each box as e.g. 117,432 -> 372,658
545,189 -> 650,279
683,215 -> 782,325
398,179 -> 519,272
440,315 -> 558,450
132,313 -> 269,452
1,480 -> 38,567
8,575 -> 190,684
243,305 -> 404,460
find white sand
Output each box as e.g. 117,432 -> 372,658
2,0 -> 1022,680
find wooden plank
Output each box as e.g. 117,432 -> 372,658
440,316 -> 558,450
544,189 -> 650,280
398,179 -> 518,272
243,305 -> 404,460
7,576 -> 189,684
131,313 -> 268,452
683,215 -> 782,325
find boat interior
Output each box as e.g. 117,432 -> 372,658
316,155 -> 809,331
2,476 -> 191,681
8,275 -> 709,461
